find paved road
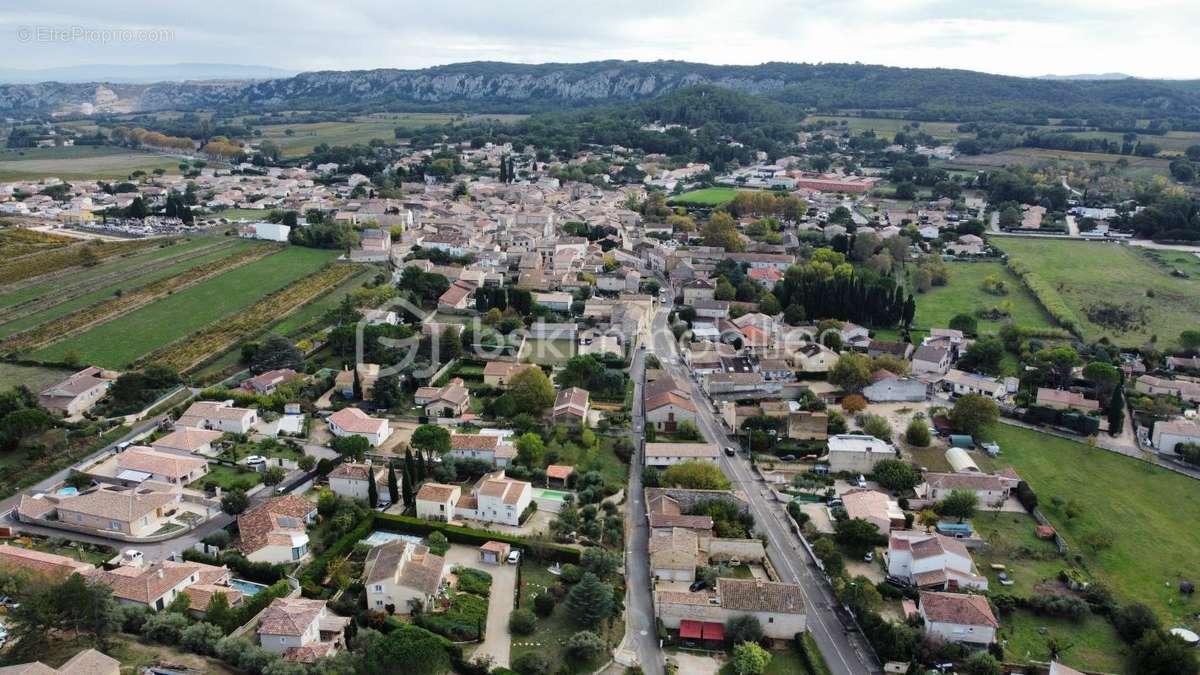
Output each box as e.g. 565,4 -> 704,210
646,308 -> 878,675
617,337 -> 664,675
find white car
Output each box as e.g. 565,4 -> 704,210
507,550 -> 522,565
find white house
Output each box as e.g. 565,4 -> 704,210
918,470 -> 1021,507
239,222 -> 291,242
943,369 -> 1007,399
115,447 -> 209,485
1153,419 -> 1200,454
644,442 -> 720,467
887,532 -> 988,591
38,366 -> 118,417
363,539 -> 445,615
415,483 -> 460,522
454,470 -> 532,527
257,598 -> 350,663
918,591 -> 998,647
328,462 -> 388,503
448,433 -> 515,467
327,408 -> 392,447
841,489 -> 904,535
655,578 -> 806,640
911,344 -> 951,376
826,434 -> 898,474
177,401 -> 257,434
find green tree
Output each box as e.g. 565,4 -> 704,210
1129,629 -> 1199,675
962,651 -> 1002,675
731,641 -> 772,675
580,547 -> 620,580
564,630 -> 606,664
1083,362 -> 1120,396
509,607 -> 537,635
725,615 -> 764,645
221,489 -> 250,515
834,518 -> 880,557
564,573 -> 614,627
872,458 -> 920,490
360,624 -> 451,675
368,474 -> 379,508
373,375 -> 404,409
1181,329 -> 1200,353
402,449 -> 417,507
387,464 -> 400,505
515,432 -> 546,467
905,418 -> 931,447
205,590 -> 236,633
411,425 -> 450,456
714,277 -> 737,301
950,394 -> 999,437
837,575 -> 883,615
1113,603 -> 1161,643
249,335 -> 304,373
262,466 -> 286,486
949,313 -> 978,337
508,367 -> 556,415
861,414 -> 892,442
1108,386 -> 1126,436
938,489 -> 978,522
828,352 -> 872,392
660,460 -> 732,490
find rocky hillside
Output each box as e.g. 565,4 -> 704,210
2,60 -> 1198,123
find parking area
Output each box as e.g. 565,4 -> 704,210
442,544 -> 518,669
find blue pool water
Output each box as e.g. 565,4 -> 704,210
56,487 -> 79,496
230,579 -> 268,596
362,531 -> 424,547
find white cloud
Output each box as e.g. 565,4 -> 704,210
0,0 -> 1195,79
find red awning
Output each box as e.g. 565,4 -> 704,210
678,620 -> 703,640
701,622 -> 725,641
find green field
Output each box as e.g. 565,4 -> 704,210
205,208 -> 270,222
0,362 -> 73,391
994,238 -> 1200,346
33,246 -> 338,368
0,146 -> 182,181
0,239 -> 252,339
1000,610 -> 1125,673
804,116 -> 970,142
255,112 -> 526,157
991,424 -> 1200,626
668,187 -> 739,206
908,261 -> 1056,336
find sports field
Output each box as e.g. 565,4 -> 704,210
994,238 -> 1200,346
33,246 -> 339,367
668,187 -> 739,206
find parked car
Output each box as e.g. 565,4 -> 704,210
863,552 -> 874,563
507,550 -> 521,565
689,579 -> 708,592
781,454 -> 797,462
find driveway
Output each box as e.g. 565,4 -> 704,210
442,544 -> 516,668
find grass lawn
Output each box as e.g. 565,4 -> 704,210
0,146 -> 182,181
270,265 -> 375,337
0,362 -> 73,391
991,424 -> 1200,625
522,338 -> 575,366
669,187 -> 739,207
11,536 -> 115,565
970,510 -> 1067,598
511,562 -> 621,673
190,464 -> 262,491
908,261 -> 1056,336
547,434 -> 629,487
207,207 -> 270,221
0,239 -> 251,339
999,609 -> 1126,673
995,238 -> 1200,346
803,116 -> 969,142
32,246 -> 338,367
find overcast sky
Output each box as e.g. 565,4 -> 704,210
2,0 -> 1197,79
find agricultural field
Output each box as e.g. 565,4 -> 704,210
804,115 -> 970,142
0,145 -> 182,181
944,148 -> 1174,182
0,362 -> 74,391
0,235 -> 162,286
0,228 -> 73,258
0,238 -> 251,340
254,112 -> 526,157
907,261 -> 1056,336
994,238 -> 1200,346
990,424 -> 1200,626
32,246 -> 339,368
668,187 -> 740,207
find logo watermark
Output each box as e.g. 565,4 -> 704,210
16,25 -> 174,44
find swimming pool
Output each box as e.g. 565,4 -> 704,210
362,531 -> 424,547
535,489 -> 570,501
230,579 -> 268,596
56,487 -> 79,496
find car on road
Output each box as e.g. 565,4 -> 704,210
781,454 -> 796,462
724,446 -> 736,457
863,552 -> 874,562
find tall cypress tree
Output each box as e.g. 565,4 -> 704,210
403,449 -> 417,505
388,463 -> 400,506
499,155 -> 508,183
1108,385 -> 1125,436
367,475 -> 379,509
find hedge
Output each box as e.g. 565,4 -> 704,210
373,512 -> 581,564
181,548 -> 286,585
1006,259 -> 1081,336
796,631 -> 833,675
299,516 -> 375,598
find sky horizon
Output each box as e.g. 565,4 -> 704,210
2,1 -> 1197,81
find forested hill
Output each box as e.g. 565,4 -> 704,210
3,60 -> 1200,126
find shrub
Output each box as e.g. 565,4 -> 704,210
533,592 -> 556,617
565,630 -> 606,663
142,611 -> 190,644
560,563 -> 583,584
1027,594 -> 1089,621
455,566 -> 493,597
1113,603 -> 1161,643
426,531 -> 449,556
905,419 -> 931,447
512,651 -> 552,675
374,512 -> 580,563
509,608 -> 538,635
181,621 -> 225,656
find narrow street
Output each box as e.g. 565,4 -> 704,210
646,308 -> 878,675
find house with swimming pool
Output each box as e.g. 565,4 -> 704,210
454,470 -> 533,526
